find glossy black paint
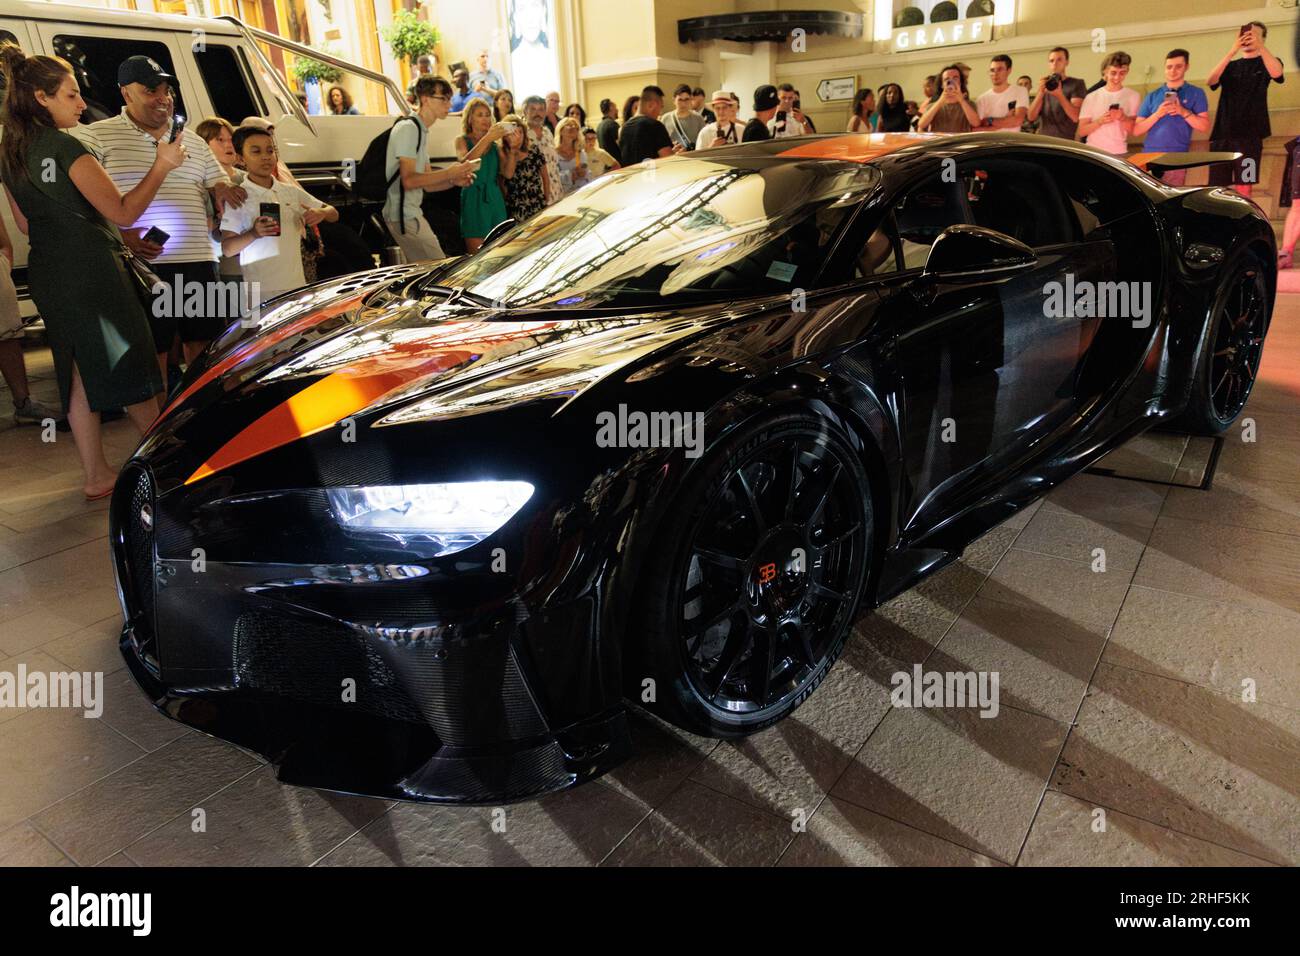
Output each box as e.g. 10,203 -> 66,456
111,133 -> 1275,803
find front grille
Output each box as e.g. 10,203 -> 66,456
118,467 -> 161,673
232,611 -> 549,746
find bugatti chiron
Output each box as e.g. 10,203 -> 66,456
111,133 -> 1275,802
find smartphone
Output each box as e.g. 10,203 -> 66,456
1164,90 -> 1178,101
1240,23 -> 1252,36
1108,103 -> 1121,111
141,226 -> 169,245
1007,100 -> 1016,110
168,115 -> 186,143
259,202 -> 281,234
775,110 -> 787,124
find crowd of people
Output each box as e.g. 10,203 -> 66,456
0,26 -> 1289,500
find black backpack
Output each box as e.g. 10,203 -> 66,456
355,115 -> 423,231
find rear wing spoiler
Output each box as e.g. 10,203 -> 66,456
1127,151 -> 1242,174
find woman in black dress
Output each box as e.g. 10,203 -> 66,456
0,44 -> 185,498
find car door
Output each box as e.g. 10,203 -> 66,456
857,171 -> 1010,538
861,156 -> 1109,539
959,154 -> 1112,457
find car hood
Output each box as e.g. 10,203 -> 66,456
141,271 -> 768,487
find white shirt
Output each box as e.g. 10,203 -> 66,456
696,121 -> 740,150
976,86 -> 1026,122
73,110 -> 228,264
1079,87 -> 1142,154
768,115 -> 807,138
219,177 -> 326,301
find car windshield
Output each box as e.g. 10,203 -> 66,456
423,156 -> 879,310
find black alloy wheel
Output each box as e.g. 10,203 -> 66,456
1181,252 -> 1270,435
1208,263 -> 1267,424
633,408 -> 873,737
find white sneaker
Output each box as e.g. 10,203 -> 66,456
12,396 -> 64,426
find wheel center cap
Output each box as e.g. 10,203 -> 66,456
750,526 -> 811,614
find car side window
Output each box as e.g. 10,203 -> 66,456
53,35 -> 186,125
898,177 -> 972,270
193,44 -> 263,125
961,156 -> 1079,247
1034,155 -> 1148,240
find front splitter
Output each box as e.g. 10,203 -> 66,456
119,624 -> 632,804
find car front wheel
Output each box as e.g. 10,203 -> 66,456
631,408 -> 873,737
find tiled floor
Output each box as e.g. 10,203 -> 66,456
0,299 -> 1297,868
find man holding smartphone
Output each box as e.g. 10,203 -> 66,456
917,66 -> 980,133
768,84 -> 807,138
976,55 -> 1027,131
72,56 -> 247,378
1077,52 -> 1140,155
1206,22 -> 1285,198
1134,49 -> 1211,185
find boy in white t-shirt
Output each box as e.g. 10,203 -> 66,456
1077,52 -> 1142,155
220,127 -> 338,302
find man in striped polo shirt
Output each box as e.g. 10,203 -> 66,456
72,56 -> 247,380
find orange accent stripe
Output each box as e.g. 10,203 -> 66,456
183,350 -> 473,485
778,132 -> 938,164
150,293 -> 368,433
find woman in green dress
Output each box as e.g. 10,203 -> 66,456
0,44 -> 185,498
454,98 -> 510,253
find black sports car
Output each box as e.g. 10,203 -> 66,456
112,133 -> 1274,803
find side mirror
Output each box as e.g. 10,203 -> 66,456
921,224 -> 1036,285
481,218 -> 517,249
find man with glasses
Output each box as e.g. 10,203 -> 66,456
696,91 -> 741,149
73,55 -> 246,380
975,55 -> 1027,130
385,75 -> 477,262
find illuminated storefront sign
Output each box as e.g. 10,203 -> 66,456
892,15 -> 993,52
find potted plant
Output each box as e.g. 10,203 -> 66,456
380,9 -> 440,67
290,50 -> 343,87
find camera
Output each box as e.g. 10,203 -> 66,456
1045,74 -> 1060,92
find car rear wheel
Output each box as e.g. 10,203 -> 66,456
1180,252 -> 1269,435
631,408 -> 873,737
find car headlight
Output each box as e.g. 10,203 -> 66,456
326,481 -> 534,555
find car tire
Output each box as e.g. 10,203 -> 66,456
629,406 -> 874,738
1178,250 -> 1270,435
